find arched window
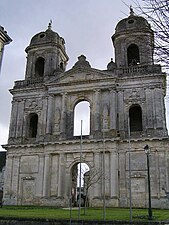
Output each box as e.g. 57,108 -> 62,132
74,101 -> 90,136
35,57 -> 45,77
129,105 -> 143,132
29,113 -> 38,138
127,44 -> 140,66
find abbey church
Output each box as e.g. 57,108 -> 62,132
3,9 -> 169,208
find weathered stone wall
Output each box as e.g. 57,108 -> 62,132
3,138 -> 169,208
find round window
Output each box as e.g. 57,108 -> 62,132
40,33 -> 45,38
128,19 -> 134,24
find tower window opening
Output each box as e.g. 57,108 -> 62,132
60,62 -> 63,70
129,105 -> 143,132
29,113 -> 38,138
35,57 -> 45,77
127,44 -> 140,66
74,101 -> 90,136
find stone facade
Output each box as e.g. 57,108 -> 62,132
2,12 -> 169,208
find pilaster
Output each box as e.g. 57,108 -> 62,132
58,153 -> 65,197
60,93 -> 67,138
46,95 -> 54,134
145,88 -> 154,129
36,155 -> 45,197
8,100 -> 18,139
93,152 -> 101,198
42,154 -> 51,197
16,100 -> 25,138
3,155 -> 13,197
110,151 -> 118,197
11,156 -> 20,204
118,90 -> 125,137
95,89 -> 101,131
110,89 -> 117,132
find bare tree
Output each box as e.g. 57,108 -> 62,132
133,0 -> 169,67
83,167 -> 105,215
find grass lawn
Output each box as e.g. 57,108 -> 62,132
0,206 -> 168,221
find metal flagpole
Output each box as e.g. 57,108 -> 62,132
128,117 -> 132,222
103,130 -> 106,221
69,188 -> 72,225
78,120 -> 83,220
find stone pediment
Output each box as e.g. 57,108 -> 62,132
46,55 -> 116,85
64,68 -> 113,83
47,67 -> 115,86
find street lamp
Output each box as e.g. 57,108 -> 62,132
144,144 -> 153,220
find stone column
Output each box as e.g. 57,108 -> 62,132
165,150 -> 169,191
145,88 -> 154,129
43,154 -> 51,197
3,155 -> 13,199
11,156 -> 20,204
22,113 -> 27,139
58,153 -> 65,197
155,150 -> 160,197
154,88 -> 164,129
118,91 -> 125,137
93,152 -> 100,198
8,100 -> 18,139
46,95 -> 53,134
44,54 -> 50,76
94,89 -> 100,133
25,54 -> 34,79
16,100 -> 25,138
41,97 -> 48,136
118,152 -> 127,206
103,104 -> 109,131
110,151 -> 118,197
92,90 -> 101,135
105,151 -> 110,196
50,154 -> 59,196
60,93 -> 67,137
65,170 -> 71,200
36,155 -> 45,197
53,96 -> 61,135
110,90 -> 117,131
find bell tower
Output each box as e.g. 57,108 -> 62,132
112,7 -> 154,67
25,21 -> 69,80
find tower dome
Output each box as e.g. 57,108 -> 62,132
25,22 -> 69,80
112,7 -> 154,68
26,22 -> 66,52
115,8 -> 151,33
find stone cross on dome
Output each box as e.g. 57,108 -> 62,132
130,5 -> 134,16
48,19 -> 52,30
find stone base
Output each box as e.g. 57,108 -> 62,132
91,197 -> 119,208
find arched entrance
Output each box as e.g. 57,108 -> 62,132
70,162 -> 90,207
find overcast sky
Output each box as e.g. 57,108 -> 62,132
0,0 -> 168,151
